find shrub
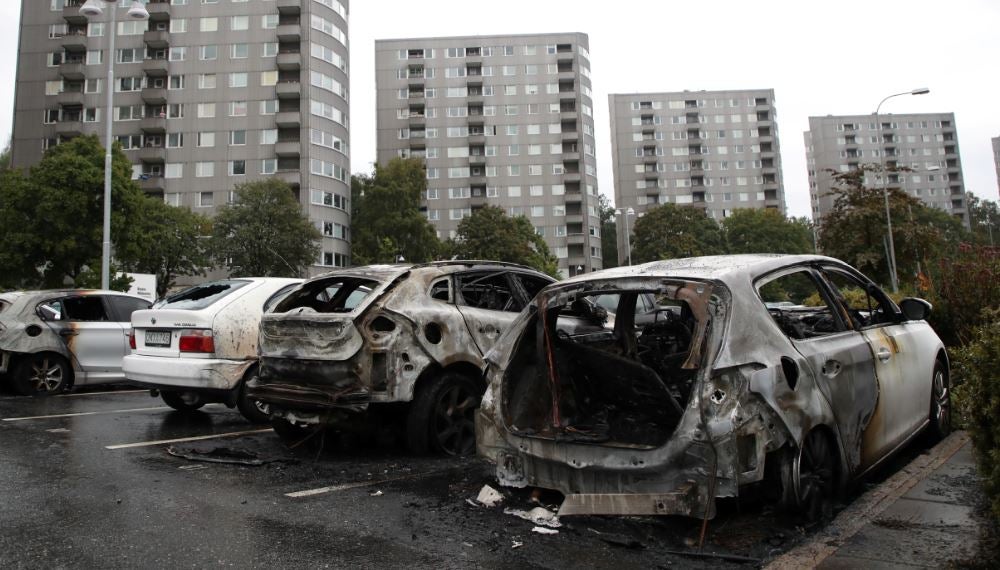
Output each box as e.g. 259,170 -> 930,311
934,244 -> 1000,345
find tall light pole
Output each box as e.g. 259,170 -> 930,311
615,207 -> 635,266
875,87 -> 929,293
80,0 -> 149,290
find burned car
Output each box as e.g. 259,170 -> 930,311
0,290 -> 151,395
477,255 -> 950,520
247,262 -> 556,454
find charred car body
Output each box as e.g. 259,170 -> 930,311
476,255 -> 950,519
248,262 -> 556,454
0,290 -> 151,395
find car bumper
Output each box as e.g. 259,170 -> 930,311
122,354 -> 254,391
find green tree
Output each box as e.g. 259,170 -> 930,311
0,138 -> 10,171
722,208 -> 814,254
818,164 -> 968,287
966,192 -> 1000,247
209,178 -> 321,277
630,204 -> 726,263
598,194 -> 619,269
351,158 -> 441,264
451,206 -> 560,277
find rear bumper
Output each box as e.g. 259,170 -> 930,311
249,356 -> 369,414
122,354 -> 253,391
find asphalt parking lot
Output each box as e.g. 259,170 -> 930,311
0,385 -> 909,569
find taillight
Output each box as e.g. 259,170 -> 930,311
178,329 -> 214,353
129,330 -> 136,350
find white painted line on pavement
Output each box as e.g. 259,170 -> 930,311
58,389 -> 148,398
178,464 -> 210,471
2,406 -> 172,421
286,468 -> 451,498
105,428 -> 273,450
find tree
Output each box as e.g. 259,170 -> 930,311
0,138 -> 10,171
598,194 -> 619,269
630,204 -> 726,263
722,208 -> 814,255
966,192 -> 1000,247
818,164 -> 968,288
209,178 -> 321,277
450,206 -> 560,277
351,158 -> 441,264
0,135 -> 144,289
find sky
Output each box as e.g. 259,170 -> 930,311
2,0 -> 998,219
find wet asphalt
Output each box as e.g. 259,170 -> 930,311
0,383 -> 928,569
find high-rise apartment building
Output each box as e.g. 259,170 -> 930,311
11,0 -> 351,272
805,113 -> 967,226
993,136 -> 1000,195
374,33 -> 601,276
608,89 -> 785,224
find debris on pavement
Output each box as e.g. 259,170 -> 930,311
476,484 -> 504,507
532,526 -> 559,535
504,506 -> 562,528
370,490 -> 384,497
511,540 -> 524,549
166,444 -> 299,466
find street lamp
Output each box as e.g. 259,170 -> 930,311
81,0 -> 150,291
875,87 -> 930,293
614,207 -> 635,266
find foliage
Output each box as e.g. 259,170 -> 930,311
0,138 -> 10,171
966,192 -> 1000,247
598,194 -> 619,269
932,244 -> 1000,346
818,164 -> 968,288
953,309 -> 1000,522
630,204 -> 726,263
450,206 -> 560,277
209,178 -> 321,277
722,208 -> 814,255
351,158 -> 441,265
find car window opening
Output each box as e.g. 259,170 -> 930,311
502,284 -> 710,449
272,277 -> 379,314
157,280 -> 252,310
457,272 -> 520,312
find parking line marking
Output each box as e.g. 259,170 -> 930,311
1,406 -> 172,422
286,468 -> 450,498
105,428 -> 273,450
58,389 -> 148,398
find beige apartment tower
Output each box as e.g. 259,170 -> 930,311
805,113 -> 967,226
608,89 -> 786,228
11,0 -> 351,272
375,33 -> 601,276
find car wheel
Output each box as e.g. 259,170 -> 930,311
927,360 -> 951,441
406,372 -> 481,456
236,368 -> 271,424
161,390 -> 205,412
13,353 -> 70,396
795,429 -> 837,521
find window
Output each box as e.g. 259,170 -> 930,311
756,269 -> 841,340
262,43 -> 279,58
231,16 -> 249,31
167,133 -> 184,148
260,129 -> 278,145
197,103 -> 215,118
261,159 -> 277,175
262,14 -> 279,29
229,160 -> 246,176
198,192 -> 214,208
168,75 -> 184,90
821,268 -> 896,328
197,132 -> 215,147
165,163 -> 183,178
195,162 -> 214,177
199,74 -> 216,89
261,71 -> 279,86
310,14 -> 347,44
261,100 -> 279,115
231,44 -> 249,59
200,17 -> 218,33
170,19 -> 187,33
229,101 -> 248,116
230,130 -> 246,146
169,47 -> 187,61
229,72 -> 248,88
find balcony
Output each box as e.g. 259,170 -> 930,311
562,172 -> 582,183
467,134 -> 486,145
63,4 -> 87,25
138,147 -> 165,163
141,88 -> 167,105
57,90 -> 85,107
143,59 -> 169,76
139,176 -> 165,193
61,32 -> 88,52
276,170 -> 301,187
146,2 -> 171,21
59,62 -> 86,81
275,111 -> 301,128
276,24 -> 301,43
275,141 -> 301,157
144,30 -> 169,49
564,191 -> 583,204
277,52 -> 301,70
469,155 -> 486,166
276,81 -> 301,99
55,121 -> 83,137
564,214 -> 584,225
140,117 -> 167,133
277,0 -> 302,14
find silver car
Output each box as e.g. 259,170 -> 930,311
477,255 -> 950,520
0,290 -> 151,395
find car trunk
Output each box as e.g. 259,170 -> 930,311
501,279 -> 716,449
131,309 -> 216,358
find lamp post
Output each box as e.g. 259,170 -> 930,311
875,87 -> 929,293
80,0 -> 149,290
614,207 -> 635,266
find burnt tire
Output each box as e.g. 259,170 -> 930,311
794,429 -> 838,522
236,367 -> 270,424
406,372 -> 481,456
12,353 -> 70,396
161,390 -> 205,412
927,360 -> 951,442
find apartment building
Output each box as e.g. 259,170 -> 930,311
805,113 -> 967,226
608,89 -> 785,225
11,0 -> 351,272
374,33 -> 601,276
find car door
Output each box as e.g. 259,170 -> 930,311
454,270 -> 528,355
107,295 -> 153,356
818,266 -> 931,463
756,267 -> 878,473
57,295 -> 128,383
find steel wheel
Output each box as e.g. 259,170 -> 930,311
797,430 -> 836,521
928,361 -> 951,440
432,382 -> 478,456
14,354 -> 69,396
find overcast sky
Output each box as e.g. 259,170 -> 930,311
2,0 -> 998,218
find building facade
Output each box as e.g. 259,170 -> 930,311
374,33 -> 601,276
805,113 -> 967,226
993,136 -> 1000,195
608,89 -> 785,226
12,0 -> 351,272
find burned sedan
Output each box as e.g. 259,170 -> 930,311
247,261 -> 556,454
477,255 -> 950,520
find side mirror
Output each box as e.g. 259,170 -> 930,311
899,297 -> 932,321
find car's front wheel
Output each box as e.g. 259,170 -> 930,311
236,367 -> 270,424
406,372 -> 481,456
161,390 -> 205,412
927,360 -> 951,441
13,353 -> 70,396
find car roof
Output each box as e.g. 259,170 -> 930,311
559,254 -> 846,285
7,289 -> 145,299
306,260 -> 549,284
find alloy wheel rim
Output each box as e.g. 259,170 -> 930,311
29,358 -> 63,393
433,384 -> 477,455
933,369 -> 950,428
798,432 -> 835,519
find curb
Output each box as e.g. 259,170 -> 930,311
766,430 -> 970,569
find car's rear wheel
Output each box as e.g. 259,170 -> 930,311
13,353 -> 70,396
927,360 -> 951,441
161,390 -> 205,412
795,429 -> 837,521
406,372 -> 481,456
236,367 -> 270,424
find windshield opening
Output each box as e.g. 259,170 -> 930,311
271,277 -> 380,314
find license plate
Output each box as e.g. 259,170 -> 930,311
145,330 -> 172,347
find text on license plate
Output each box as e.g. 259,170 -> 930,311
145,331 -> 172,347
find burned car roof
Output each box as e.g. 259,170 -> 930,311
557,254 -> 841,285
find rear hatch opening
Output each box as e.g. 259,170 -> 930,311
502,280 -> 715,449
